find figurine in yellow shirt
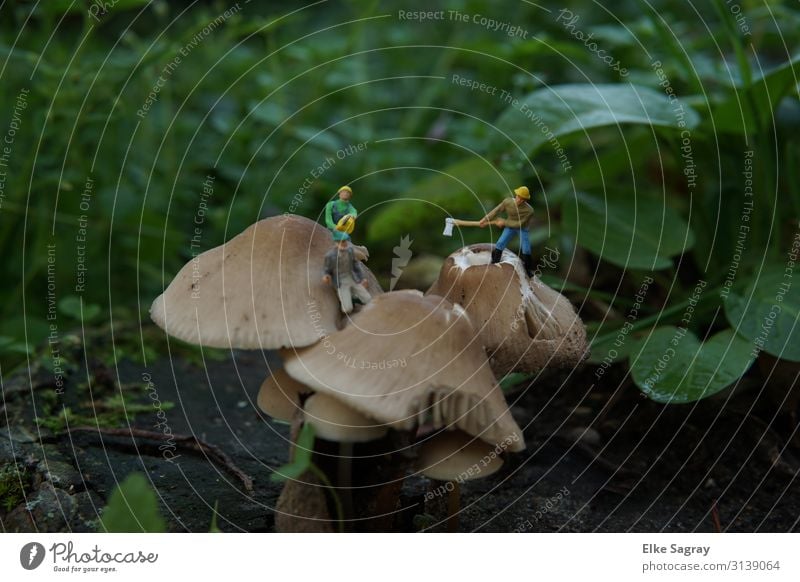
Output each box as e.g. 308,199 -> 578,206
479,186 -> 534,276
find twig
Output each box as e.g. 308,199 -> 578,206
66,426 -> 253,491
711,499 -> 722,533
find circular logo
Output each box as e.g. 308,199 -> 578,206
20,542 -> 46,570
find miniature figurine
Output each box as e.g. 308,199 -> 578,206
322,238 -> 371,314
479,186 -> 534,276
324,185 -> 357,241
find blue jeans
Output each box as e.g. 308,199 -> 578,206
496,227 -> 531,254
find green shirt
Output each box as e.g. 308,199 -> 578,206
324,199 -> 357,230
485,197 -> 533,229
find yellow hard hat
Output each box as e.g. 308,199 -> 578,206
337,185 -> 353,194
514,186 -> 530,199
335,214 -> 355,234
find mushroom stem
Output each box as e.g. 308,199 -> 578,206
446,481 -> 461,533
288,408 -> 304,461
338,442 -> 354,530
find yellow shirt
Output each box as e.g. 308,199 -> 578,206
485,197 -> 533,228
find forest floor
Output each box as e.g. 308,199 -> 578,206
1,324 -> 798,532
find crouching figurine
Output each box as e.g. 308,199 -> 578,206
322,238 -> 371,314
479,186 -> 534,276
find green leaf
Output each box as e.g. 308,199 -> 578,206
500,372 -> 530,392
209,501 -> 222,533
366,158 -> 519,247
724,265 -> 800,362
630,327 -> 755,403
270,423 -> 315,483
100,472 -> 166,533
58,295 -> 101,322
711,54 -> 800,134
562,191 -> 694,270
490,83 -> 699,156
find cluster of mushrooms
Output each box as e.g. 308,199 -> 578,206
150,214 -> 587,531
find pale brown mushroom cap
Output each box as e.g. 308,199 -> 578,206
149,214 -> 382,350
427,243 -> 587,377
416,430 -> 505,482
257,369 -> 312,423
283,291 -> 525,452
303,393 -> 388,443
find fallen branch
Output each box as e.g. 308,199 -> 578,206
66,426 -> 254,491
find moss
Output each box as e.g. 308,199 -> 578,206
35,389 -> 176,433
0,465 -> 31,513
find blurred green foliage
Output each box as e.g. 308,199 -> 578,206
0,0 -> 798,403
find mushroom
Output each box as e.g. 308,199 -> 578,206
282,290 -> 525,452
426,243 -> 587,377
303,393 -> 388,443
416,430 -> 505,482
303,393 -> 389,528
415,430 -> 506,531
256,369 -> 312,423
150,214 -> 382,350
275,470 -> 335,533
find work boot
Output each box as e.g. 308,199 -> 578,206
521,253 -> 534,277
491,248 -> 503,264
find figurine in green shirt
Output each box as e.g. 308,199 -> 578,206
324,186 -> 357,241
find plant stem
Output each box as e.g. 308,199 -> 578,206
308,463 -> 345,533
592,285 -> 723,345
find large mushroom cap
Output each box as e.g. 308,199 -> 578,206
427,244 -> 587,377
416,430 -> 505,482
282,290 -> 525,452
150,214 -> 382,349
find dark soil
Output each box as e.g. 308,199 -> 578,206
2,325 -> 798,532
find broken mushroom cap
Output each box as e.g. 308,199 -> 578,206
427,243 -> 587,377
257,368 -> 312,423
149,214 -> 382,350
283,290 -> 525,452
303,393 -> 388,443
416,430 -> 505,482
